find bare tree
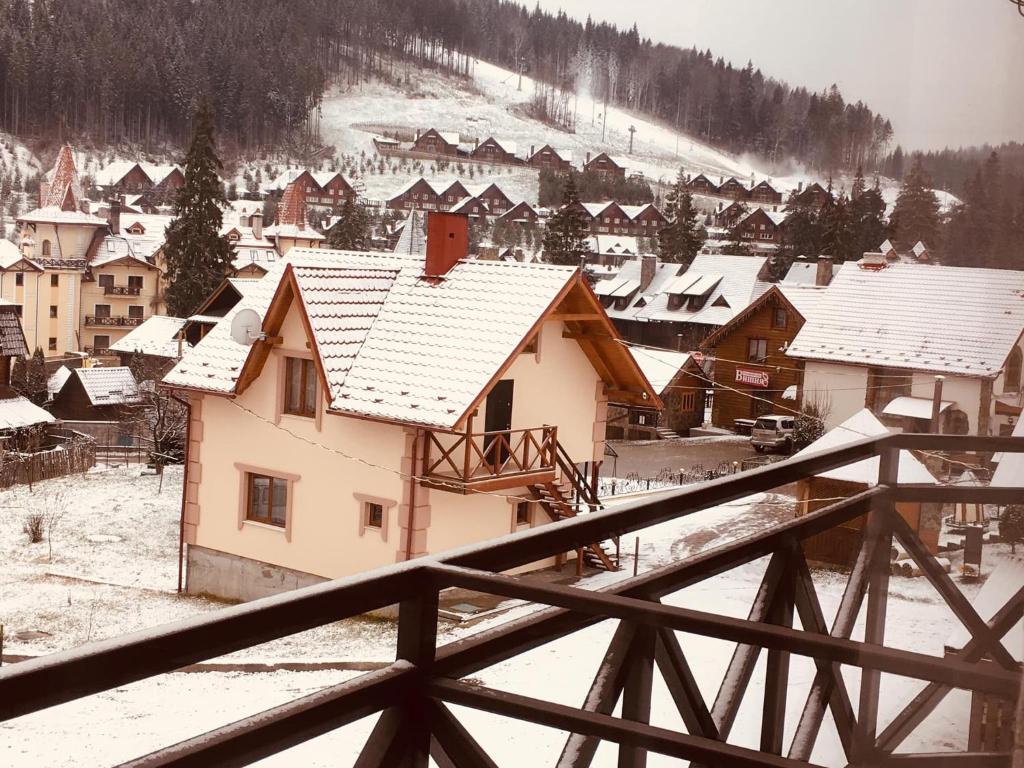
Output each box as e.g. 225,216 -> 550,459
124,358 -> 188,479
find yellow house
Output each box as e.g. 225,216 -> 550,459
80,238 -> 164,353
164,214 -> 659,601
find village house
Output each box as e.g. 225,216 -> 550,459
620,203 -> 668,237
50,366 -> 141,423
787,255 -> 1024,437
734,207 -> 788,247
470,137 -> 519,165
163,212 -> 659,601
109,314 -> 189,376
606,347 -> 707,440
748,180 -> 783,205
0,301 -> 54,441
583,152 -> 627,180
92,161 -> 185,201
8,147 -> 165,358
700,259 -> 834,429
472,183 -> 514,216
794,408 -> 939,565
686,174 -> 719,196
496,201 -> 540,227
412,128 -> 461,156
262,179 -> 325,255
791,181 -> 834,210
718,177 -> 748,200
450,196 -> 490,222
182,277 -> 259,345
714,200 -> 749,229
598,253 -> 772,352
527,144 -> 573,174
307,171 -> 356,212
587,235 -> 640,268
387,177 -> 516,217
586,201 -> 634,236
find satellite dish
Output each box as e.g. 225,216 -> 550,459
230,308 -> 263,346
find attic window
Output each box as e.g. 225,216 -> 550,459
106,240 -> 116,252
712,295 -> 730,308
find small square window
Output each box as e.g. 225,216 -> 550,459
47,337 -> 57,351
515,501 -> 530,526
246,473 -> 288,527
49,305 -> 57,318
50,274 -> 59,287
98,274 -> 114,288
365,502 -> 384,529
15,273 -> 23,287
128,305 -> 144,319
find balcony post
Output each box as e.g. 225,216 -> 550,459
463,414 -> 474,482
396,588 -> 439,767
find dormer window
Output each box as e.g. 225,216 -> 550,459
41,240 -> 52,257
284,357 -> 317,418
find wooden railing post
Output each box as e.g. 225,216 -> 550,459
395,588 -> 439,767
422,433 -> 432,478
463,432 -> 472,482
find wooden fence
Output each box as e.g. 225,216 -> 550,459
0,434 -> 96,490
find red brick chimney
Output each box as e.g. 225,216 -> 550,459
815,256 -> 833,286
639,254 -> 657,291
425,212 -> 469,278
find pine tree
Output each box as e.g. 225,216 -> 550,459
659,170 -> 704,266
326,198 -> 369,250
821,193 -> 853,261
542,175 -> 590,266
13,348 -> 48,404
890,155 -> 941,251
162,101 -> 234,317
850,175 -> 888,257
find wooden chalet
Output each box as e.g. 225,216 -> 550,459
588,202 -> 633,236
387,178 -> 442,211
470,137 -> 519,165
50,366 -> 141,422
700,282 -> 828,429
496,201 -> 539,226
622,203 -> 668,236
607,348 -> 707,440
583,152 -> 626,180
527,145 -> 572,173
736,208 -> 787,246
437,180 -> 471,210
718,177 -> 748,200
749,180 -> 783,205
714,200 -> 749,229
474,183 -> 514,216
686,174 -> 719,196
793,182 -> 834,210
450,196 -> 489,222
412,128 -> 460,156
309,172 -> 356,212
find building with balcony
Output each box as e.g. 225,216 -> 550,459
163,212 -> 658,601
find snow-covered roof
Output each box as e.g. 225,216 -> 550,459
393,211 -> 427,257
0,396 -> 55,430
777,283 -> 829,319
582,202 -> 611,218
438,131 -> 461,146
992,416 -> 1024,488
606,254 -> 770,328
42,145 -> 83,211
120,213 -> 172,261
945,557 -> 1023,661
618,204 -> 661,221
450,197 -> 488,215
164,249 -> 584,430
879,239 -> 896,254
0,240 -> 34,270
48,366 -> 72,397
787,262 -> 1024,377
109,316 -> 189,359
590,235 -> 638,255
0,305 -> 27,357
145,165 -> 182,186
881,396 -> 953,420
912,241 -> 928,257
73,366 -> 141,406
90,236 -> 159,269
18,206 -> 108,226
792,408 -> 936,485
627,348 -> 692,395
781,260 -> 838,286
478,137 -> 517,155
264,223 -> 325,241
92,161 -> 143,187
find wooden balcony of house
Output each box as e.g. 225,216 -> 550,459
85,315 -> 144,327
103,284 -> 141,297
36,257 -> 87,270
422,425 -> 558,493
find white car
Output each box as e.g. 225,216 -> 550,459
751,415 -> 795,453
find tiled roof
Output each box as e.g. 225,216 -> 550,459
43,144 -> 83,211
776,283 -> 829,319
18,207 -> 107,227
787,262 -> 1024,377
90,236 -> 158,269
0,396 -> 55,430
0,240 -> 37,270
781,261 -> 837,286
393,211 -> 427,257
164,249 -> 577,429
0,306 -> 28,357
48,366 -> 73,398
74,366 -> 141,406
276,180 -> 308,228
109,316 -> 189,359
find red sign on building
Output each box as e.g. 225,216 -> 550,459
736,368 -> 770,388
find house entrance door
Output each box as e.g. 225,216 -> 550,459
483,379 -> 514,469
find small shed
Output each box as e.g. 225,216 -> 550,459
607,348 -> 706,440
793,409 -> 940,565
50,366 -> 141,422
110,315 -> 189,377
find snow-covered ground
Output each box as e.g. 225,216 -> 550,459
0,466 -> 1001,767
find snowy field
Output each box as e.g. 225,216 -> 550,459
0,466 -> 1001,766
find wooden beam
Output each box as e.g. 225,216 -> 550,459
429,702 -> 500,768
553,312 -> 603,321
654,627 -> 718,740
619,625 -> 655,768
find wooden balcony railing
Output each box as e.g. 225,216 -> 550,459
422,425 -> 558,492
35,257 -> 87,270
1,433 -> 1022,767
85,315 -> 144,327
103,285 -> 141,296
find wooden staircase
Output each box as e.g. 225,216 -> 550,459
527,444 -> 618,572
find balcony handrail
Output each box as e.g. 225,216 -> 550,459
423,424 -> 558,481
1,432 -> 1022,766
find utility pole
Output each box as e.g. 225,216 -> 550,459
628,125 -> 636,155
930,375 -> 945,433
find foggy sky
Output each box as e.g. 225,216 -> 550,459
533,0 -> 1023,151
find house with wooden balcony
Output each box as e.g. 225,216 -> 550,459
163,212 -> 659,602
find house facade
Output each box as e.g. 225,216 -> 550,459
412,128 -> 460,156
584,153 -> 626,180
788,257 -> 1024,436
527,145 -> 573,173
470,138 -> 518,165
607,348 -> 707,440
164,213 -> 658,601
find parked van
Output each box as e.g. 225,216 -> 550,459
751,415 -> 795,453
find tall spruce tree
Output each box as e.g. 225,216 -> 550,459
659,170 -> 705,265
890,155 -> 941,251
162,101 -> 234,317
327,197 -> 370,250
542,175 -> 590,266
849,171 -> 888,257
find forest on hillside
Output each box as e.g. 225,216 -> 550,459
0,0 -> 893,174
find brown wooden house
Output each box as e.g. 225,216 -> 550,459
606,348 -> 706,440
496,201 -> 540,226
527,145 -> 573,173
451,196 -> 489,222
309,172 -> 356,211
50,366 -> 141,422
686,174 -> 719,196
475,183 -> 514,216
387,178 -> 442,211
589,202 -> 633,236
718,177 -> 748,200
584,152 -> 626,180
793,182 -> 834,210
624,203 -> 668,236
749,180 -> 783,205
437,180 -> 471,210
735,208 -> 787,246
470,137 -> 519,165
700,284 -> 826,429
714,200 -> 749,229
412,128 -> 459,156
